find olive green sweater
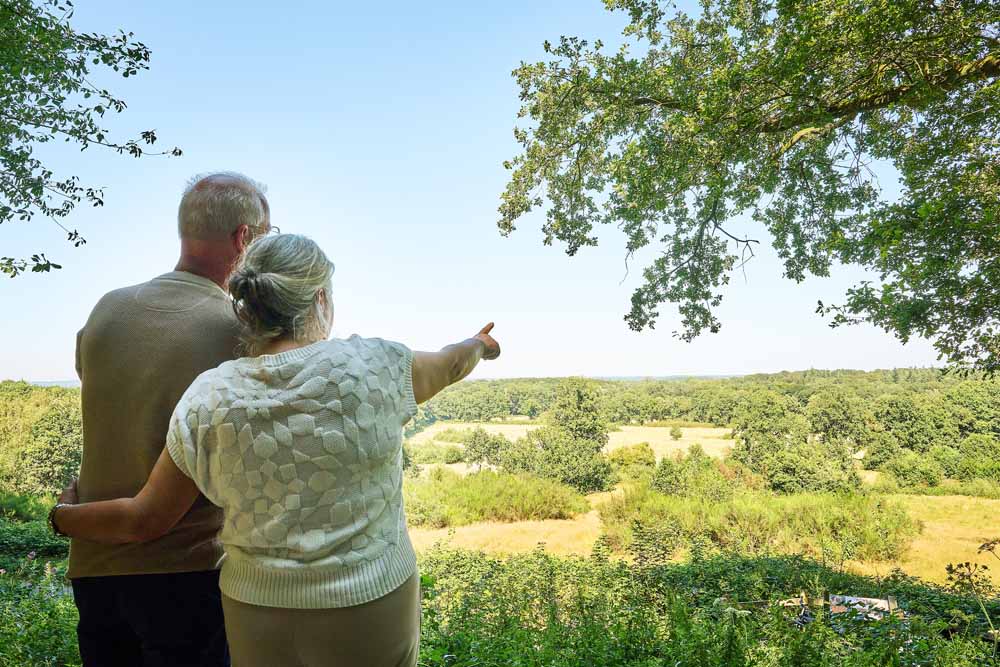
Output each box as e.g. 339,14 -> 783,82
68,271 -> 242,578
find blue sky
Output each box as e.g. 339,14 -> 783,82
0,0 -> 940,382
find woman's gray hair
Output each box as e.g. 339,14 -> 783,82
178,172 -> 269,239
228,234 -> 335,355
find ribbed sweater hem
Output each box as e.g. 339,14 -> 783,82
218,535 -> 418,609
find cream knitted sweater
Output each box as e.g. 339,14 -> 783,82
165,335 -> 418,609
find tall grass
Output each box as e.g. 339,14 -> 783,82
600,483 -> 921,563
409,441 -> 465,464
872,475 -> 1000,499
433,427 -> 476,443
404,468 -> 589,528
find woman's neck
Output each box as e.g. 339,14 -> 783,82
259,336 -> 323,356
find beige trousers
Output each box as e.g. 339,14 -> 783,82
221,573 -> 420,667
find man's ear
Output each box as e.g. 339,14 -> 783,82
233,224 -> 251,253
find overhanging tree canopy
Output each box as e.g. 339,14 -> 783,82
499,0 -> 1000,370
0,0 -> 179,276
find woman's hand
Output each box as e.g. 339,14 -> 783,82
58,478 -> 79,506
475,322 -> 501,361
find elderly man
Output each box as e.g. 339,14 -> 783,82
64,173 -> 271,667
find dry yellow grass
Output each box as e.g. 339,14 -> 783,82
605,425 -> 732,460
408,421 -> 732,462
851,494 -> 1000,585
408,489 -> 1000,585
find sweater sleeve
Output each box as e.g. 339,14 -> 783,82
375,339 -> 418,425
164,402 -> 195,480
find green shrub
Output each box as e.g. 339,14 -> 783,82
433,427 -> 475,443
404,468 -> 589,528
863,430 -> 902,470
462,428 -> 510,467
600,483 -> 921,564
1,395 -> 82,496
607,442 -> 656,481
651,444 -> 744,501
0,490 -> 52,523
500,426 -> 613,493
0,560 -> 80,667
419,547 -> 997,667
0,520 -> 69,572
929,445 -> 963,478
881,451 -> 944,487
956,434 -> 1000,482
764,443 -> 861,494
409,441 -> 465,465
668,425 -> 682,440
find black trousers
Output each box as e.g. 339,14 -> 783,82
71,570 -> 230,667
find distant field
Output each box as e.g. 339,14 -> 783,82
407,421 -> 733,461
408,490 -> 1000,585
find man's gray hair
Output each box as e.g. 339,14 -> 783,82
177,172 -> 269,240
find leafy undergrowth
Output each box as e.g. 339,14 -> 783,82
404,467 -> 589,528
420,547 -> 1000,667
600,483 -> 921,564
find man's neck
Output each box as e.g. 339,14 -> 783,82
175,257 -> 231,292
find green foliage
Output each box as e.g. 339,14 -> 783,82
731,389 -> 810,469
0,490 -> 51,523
607,442 -> 656,481
462,428 -> 510,468
499,0 -> 1000,372
806,386 -> 874,448
601,483 -> 921,564
433,427 -> 474,443
547,377 -> 610,446
0,0 -> 181,276
408,441 -> 465,465
863,431 -> 903,471
956,434 -> 1000,482
0,383 -> 83,496
668,425 -> 682,440
0,520 -> 69,573
651,444 -> 748,501
403,468 -> 589,528
881,451 -> 945,488
420,546 -> 999,666
0,560 -> 80,667
501,425 -> 614,493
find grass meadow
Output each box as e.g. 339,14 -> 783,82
405,421 -> 1000,586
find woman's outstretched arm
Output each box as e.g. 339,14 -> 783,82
412,322 -> 500,404
52,448 -> 200,544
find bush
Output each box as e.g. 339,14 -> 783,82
433,427 -> 475,443
881,451 -> 945,487
764,443 -> 860,494
462,428 -> 510,468
0,560 -> 80,667
956,434 -> 1000,482
404,468 -> 589,528
607,442 -> 656,481
650,444 -> 746,501
928,445 -> 962,478
863,430 -> 902,470
409,441 -> 465,465
500,426 -> 613,494
2,396 -> 82,496
0,490 -> 51,523
0,520 -> 69,572
418,547 -> 996,667
668,425 -> 682,440
599,483 -> 921,564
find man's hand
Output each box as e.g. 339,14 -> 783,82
475,322 -> 501,360
58,478 -> 79,506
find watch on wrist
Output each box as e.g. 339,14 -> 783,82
48,503 -> 70,537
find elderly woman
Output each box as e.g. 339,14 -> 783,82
52,233 -> 500,667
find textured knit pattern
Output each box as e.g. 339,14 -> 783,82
70,271 -> 241,579
166,335 -> 419,609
